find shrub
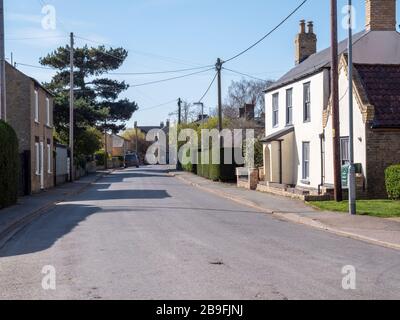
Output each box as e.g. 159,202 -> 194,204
0,120 -> 19,209
95,150 -> 108,166
385,165 -> 400,200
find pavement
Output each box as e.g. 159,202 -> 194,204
0,170 -> 112,249
0,166 -> 399,300
172,170 -> 400,251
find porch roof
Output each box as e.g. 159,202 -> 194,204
260,126 -> 294,143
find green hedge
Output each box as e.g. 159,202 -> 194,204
197,148 -> 237,182
386,165 -> 400,200
0,120 -> 19,209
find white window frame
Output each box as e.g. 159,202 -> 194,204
35,142 -> 40,175
340,137 -> 350,166
302,142 -> 310,181
303,82 -> 311,123
286,88 -> 293,126
46,97 -> 50,126
47,143 -> 52,174
34,90 -> 39,123
272,93 -> 279,128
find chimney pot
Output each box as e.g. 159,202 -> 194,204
299,20 -> 306,33
307,21 -> 314,34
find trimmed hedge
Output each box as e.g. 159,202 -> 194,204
197,148 -> 237,182
385,165 -> 400,200
0,120 -> 19,209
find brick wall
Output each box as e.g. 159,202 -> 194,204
365,128 -> 400,198
366,0 -> 396,31
5,63 -> 31,152
5,63 -> 54,194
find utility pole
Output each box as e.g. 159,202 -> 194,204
331,0 -> 343,202
216,58 -> 223,131
348,0 -> 356,215
177,98 -> 182,171
0,0 -> 6,121
69,32 -> 75,182
178,98 -> 182,125
134,121 -> 138,155
104,121 -> 108,170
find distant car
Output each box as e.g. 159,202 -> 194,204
125,153 -> 140,168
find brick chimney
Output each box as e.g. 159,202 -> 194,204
366,0 -> 397,31
295,20 -> 317,65
239,103 -> 255,120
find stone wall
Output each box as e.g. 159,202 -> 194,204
365,128 -> 400,198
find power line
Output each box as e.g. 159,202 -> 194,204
224,0 -> 309,64
129,67 -> 214,88
6,35 -> 67,41
198,72 -> 218,103
15,62 -> 57,70
136,99 -> 178,113
222,67 -> 269,82
109,65 -> 214,76
74,35 -> 206,68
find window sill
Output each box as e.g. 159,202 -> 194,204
303,120 -> 311,124
301,180 -> 311,185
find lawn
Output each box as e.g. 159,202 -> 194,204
308,200 -> 400,218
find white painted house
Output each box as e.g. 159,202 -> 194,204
261,0 -> 400,199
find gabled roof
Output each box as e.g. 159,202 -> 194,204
266,31 -> 367,92
354,64 -> 400,129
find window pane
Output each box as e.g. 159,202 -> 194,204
303,142 -> 310,179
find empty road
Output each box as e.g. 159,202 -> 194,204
1,166 -> 399,300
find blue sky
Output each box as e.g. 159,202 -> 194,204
5,0 -> 400,126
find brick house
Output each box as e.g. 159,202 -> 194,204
6,62 -> 55,194
260,0 -> 400,199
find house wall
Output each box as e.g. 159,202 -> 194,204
324,67 -> 367,187
365,129 -> 400,198
5,63 -> 31,152
6,63 -> 55,193
265,71 -> 327,189
30,82 -> 54,193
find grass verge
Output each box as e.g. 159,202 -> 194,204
308,200 -> 400,218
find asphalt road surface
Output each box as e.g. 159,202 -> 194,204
1,166 -> 399,300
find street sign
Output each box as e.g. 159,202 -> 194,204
342,165 -> 349,189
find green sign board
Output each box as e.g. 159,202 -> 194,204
342,165 -> 349,189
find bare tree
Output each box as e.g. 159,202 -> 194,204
225,78 -> 273,117
169,100 -> 198,124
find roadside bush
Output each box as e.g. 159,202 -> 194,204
0,120 -> 19,209
385,165 -> 400,200
95,150 -> 108,166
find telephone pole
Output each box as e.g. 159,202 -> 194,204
331,0 -> 343,202
69,32 -> 75,182
0,0 -> 6,121
178,98 -> 182,125
216,58 -> 223,131
134,121 -> 138,155
348,0 -> 356,214
177,98 -> 182,170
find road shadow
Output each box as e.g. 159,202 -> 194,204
0,167 -> 173,258
0,204 -> 100,258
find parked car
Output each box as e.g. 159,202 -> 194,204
125,153 -> 140,168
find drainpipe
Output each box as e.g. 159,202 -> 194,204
318,132 -> 325,195
278,140 -> 283,185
